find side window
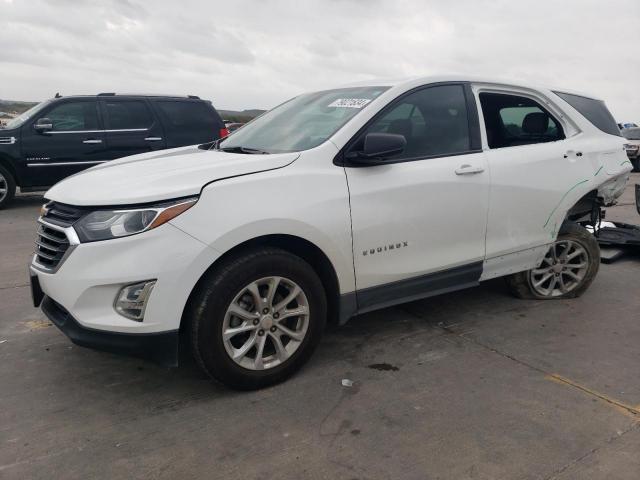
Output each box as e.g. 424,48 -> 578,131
353,85 -> 471,160
104,101 -> 153,130
46,102 -> 99,131
155,101 -> 218,131
155,101 -> 221,146
554,92 -> 620,137
479,93 -> 564,149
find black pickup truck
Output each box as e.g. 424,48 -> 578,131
0,93 -> 228,208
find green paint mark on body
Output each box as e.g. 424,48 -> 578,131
543,179 -> 590,228
593,165 -> 603,176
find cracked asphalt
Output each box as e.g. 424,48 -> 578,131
1,174 -> 639,479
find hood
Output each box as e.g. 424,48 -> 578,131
45,145 -> 299,206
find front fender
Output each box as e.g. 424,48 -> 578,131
170,159 -> 356,295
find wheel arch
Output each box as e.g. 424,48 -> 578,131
564,189 -> 598,224
0,154 -> 20,186
180,234 -> 343,334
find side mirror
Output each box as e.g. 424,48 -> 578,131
34,118 -> 53,133
348,133 -> 406,164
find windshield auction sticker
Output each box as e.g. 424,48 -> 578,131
328,98 -> 372,108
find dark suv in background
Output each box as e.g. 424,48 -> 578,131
0,93 -> 228,208
622,127 -> 640,171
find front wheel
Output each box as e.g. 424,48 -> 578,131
631,158 -> 640,172
0,164 -> 16,209
506,223 -> 600,300
188,247 -> 327,390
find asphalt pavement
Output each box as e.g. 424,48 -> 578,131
1,175 -> 639,479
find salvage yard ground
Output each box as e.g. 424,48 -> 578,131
1,175 -> 639,479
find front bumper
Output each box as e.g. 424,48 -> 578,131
30,220 -> 220,338
41,296 -> 179,366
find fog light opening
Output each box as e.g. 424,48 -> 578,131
114,280 -> 156,321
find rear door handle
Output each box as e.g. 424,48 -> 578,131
82,139 -> 102,144
144,137 -> 163,142
455,164 -> 484,175
564,150 -> 583,158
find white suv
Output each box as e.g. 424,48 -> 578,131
30,76 -> 631,389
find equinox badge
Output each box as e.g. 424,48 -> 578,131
362,241 -> 408,256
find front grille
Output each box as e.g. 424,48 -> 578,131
35,224 -> 70,270
33,202 -> 86,271
42,202 -> 86,227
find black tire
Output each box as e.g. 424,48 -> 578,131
631,158 -> 640,172
187,247 -> 327,390
506,222 -> 600,300
0,164 -> 16,209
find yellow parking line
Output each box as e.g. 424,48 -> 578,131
546,374 -> 640,420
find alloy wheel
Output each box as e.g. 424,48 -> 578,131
222,276 -> 310,370
0,172 -> 7,204
529,240 -> 590,297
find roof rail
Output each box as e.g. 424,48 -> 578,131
97,93 -> 200,99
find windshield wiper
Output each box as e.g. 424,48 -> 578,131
220,146 -> 270,155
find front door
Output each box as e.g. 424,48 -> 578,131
343,84 -> 490,312
20,99 -> 106,187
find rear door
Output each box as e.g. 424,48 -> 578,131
475,89 -> 592,264
153,99 -> 223,148
20,99 -> 106,187
100,98 -> 166,160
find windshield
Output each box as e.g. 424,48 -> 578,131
622,128 -> 640,140
218,86 -> 389,153
3,100 -> 52,129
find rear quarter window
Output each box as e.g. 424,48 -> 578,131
554,92 -> 620,136
155,100 -> 222,147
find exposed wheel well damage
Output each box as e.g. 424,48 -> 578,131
180,234 -> 341,334
565,189 -> 599,223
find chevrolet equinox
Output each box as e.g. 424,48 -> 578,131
30,76 -> 631,389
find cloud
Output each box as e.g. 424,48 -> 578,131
0,0 -> 639,120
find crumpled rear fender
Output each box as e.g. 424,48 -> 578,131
597,171 -> 630,206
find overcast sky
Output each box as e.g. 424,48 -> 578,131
1,0 -> 639,119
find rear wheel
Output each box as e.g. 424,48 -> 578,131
188,247 -> 327,390
506,223 -> 600,300
0,165 -> 16,209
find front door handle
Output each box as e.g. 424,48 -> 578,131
455,164 -> 484,175
82,139 -> 103,144
564,150 -> 583,158
144,137 -> 163,142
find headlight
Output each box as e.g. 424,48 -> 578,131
74,197 -> 198,242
